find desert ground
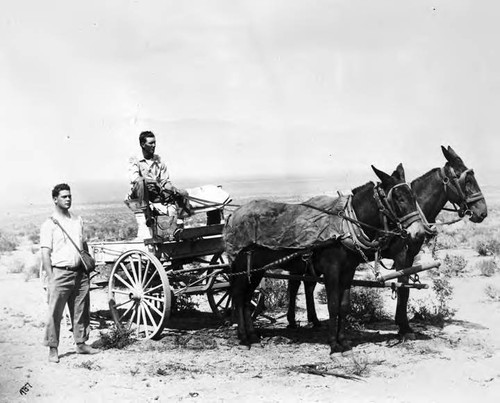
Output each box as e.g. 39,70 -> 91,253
1,204 -> 499,402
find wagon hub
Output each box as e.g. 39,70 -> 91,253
129,289 -> 143,301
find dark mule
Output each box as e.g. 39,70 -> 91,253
395,145 -> 487,337
287,146 -> 487,336
225,164 -> 425,354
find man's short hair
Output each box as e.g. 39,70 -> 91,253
139,131 -> 155,146
52,183 -> 71,198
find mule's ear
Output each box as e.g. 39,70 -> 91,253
372,165 -> 392,184
441,145 -> 452,162
392,163 -> 405,181
447,146 -> 464,163
442,145 -> 465,167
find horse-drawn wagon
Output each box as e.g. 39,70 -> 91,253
87,168 -> 441,347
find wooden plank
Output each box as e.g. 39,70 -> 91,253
176,224 -> 224,240
158,237 -> 224,260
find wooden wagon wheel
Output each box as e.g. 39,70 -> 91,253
206,253 -> 265,321
108,249 -> 171,340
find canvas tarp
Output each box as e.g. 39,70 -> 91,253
223,195 -> 349,261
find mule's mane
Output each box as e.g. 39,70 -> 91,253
411,167 -> 440,189
351,181 -> 374,195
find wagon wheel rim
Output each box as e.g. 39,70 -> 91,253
108,249 -> 171,340
206,254 -> 265,321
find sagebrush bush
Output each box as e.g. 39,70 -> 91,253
317,286 -> 388,323
260,279 -> 289,311
441,254 -> 468,277
477,259 -> 498,277
434,233 -> 459,250
99,326 -> 135,349
6,257 -> 25,274
409,276 -> 456,326
23,253 -> 41,281
475,237 -> 500,257
484,284 -> 500,301
349,287 -> 388,322
0,230 -> 18,252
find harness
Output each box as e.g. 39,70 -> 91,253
238,183 -> 421,282
439,166 -> 485,217
302,183 -> 419,256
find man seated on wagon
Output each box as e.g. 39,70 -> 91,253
128,130 -> 189,239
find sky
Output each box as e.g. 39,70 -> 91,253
1,0 -> 499,208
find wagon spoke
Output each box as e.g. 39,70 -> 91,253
124,303 -> 138,329
140,304 -> 149,338
127,257 -> 140,287
214,291 -> 230,309
142,303 -> 157,331
141,259 -> 151,287
143,298 -> 163,317
114,298 -> 134,308
137,254 -> 143,286
143,294 -> 164,303
111,289 -> 134,296
119,262 -> 137,287
118,302 -> 135,322
142,268 -> 158,291
143,283 -> 163,295
113,273 -> 134,290
135,302 -> 142,337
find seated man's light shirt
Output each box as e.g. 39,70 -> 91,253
40,213 -> 83,268
128,154 -> 170,187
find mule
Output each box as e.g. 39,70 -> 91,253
395,145 -> 487,337
225,164 -> 425,354
287,146 -> 487,337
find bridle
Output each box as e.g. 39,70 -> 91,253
440,166 -> 485,217
374,182 -> 422,232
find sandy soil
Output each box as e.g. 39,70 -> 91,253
1,245 -> 499,403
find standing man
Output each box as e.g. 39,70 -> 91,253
128,131 -> 189,238
40,183 -> 98,363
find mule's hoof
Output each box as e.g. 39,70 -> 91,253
399,332 -> 416,341
287,323 -> 298,329
329,344 -> 344,355
341,349 -> 354,357
312,321 -> 322,328
340,341 -> 353,352
248,334 -> 261,344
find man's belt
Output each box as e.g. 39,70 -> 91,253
53,265 -> 81,272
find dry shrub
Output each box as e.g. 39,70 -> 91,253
0,230 -> 18,253
260,278 -> 289,311
475,237 -> 500,257
441,254 -> 468,277
434,233 -> 459,250
75,360 -> 101,370
6,256 -> 25,274
484,284 -> 500,301
317,286 -> 388,325
477,259 -> 498,277
99,326 -> 135,350
409,277 -> 455,326
349,287 -> 387,322
23,253 -> 41,281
